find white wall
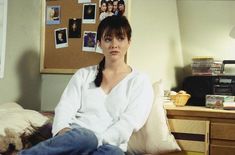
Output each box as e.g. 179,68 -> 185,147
0,0 -> 41,110
128,0 -> 183,90
41,74 -> 71,110
177,0 -> 235,75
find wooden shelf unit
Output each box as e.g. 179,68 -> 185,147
164,105 -> 235,155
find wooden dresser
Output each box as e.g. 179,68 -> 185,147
164,105 -> 235,155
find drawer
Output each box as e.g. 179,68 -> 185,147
210,144 -> 235,155
210,122 -> 235,140
168,119 -> 209,154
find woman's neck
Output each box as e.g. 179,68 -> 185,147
104,59 -> 130,73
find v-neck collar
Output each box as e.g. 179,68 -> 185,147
99,68 -> 135,96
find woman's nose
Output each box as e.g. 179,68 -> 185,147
111,38 -> 118,48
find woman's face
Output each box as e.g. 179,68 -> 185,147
100,3 -> 107,12
107,3 -> 113,12
99,31 -> 130,62
118,4 -> 125,12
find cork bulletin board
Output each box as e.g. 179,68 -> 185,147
40,0 -> 130,74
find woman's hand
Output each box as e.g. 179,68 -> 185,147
57,127 -> 71,136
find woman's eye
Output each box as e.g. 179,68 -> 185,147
104,38 -> 112,42
117,36 -> 125,40
118,37 -> 124,40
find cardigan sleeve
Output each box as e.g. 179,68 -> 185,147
52,70 -> 84,136
101,73 -> 154,148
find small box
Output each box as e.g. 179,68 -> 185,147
206,95 -> 235,109
223,101 -> 235,110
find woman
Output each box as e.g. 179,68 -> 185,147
18,16 -> 153,155
106,1 -> 114,17
99,0 -> 107,13
117,0 -> 125,16
99,1 -> 107,21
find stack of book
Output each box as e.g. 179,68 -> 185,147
191,57 -> 214,75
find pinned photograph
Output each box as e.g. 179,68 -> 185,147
68,18 -> 82,38
46,6 -> 60,25
99,0 -> 126,21
54,28 -> 68,49
83,31 -> 97,52
82,3 -> 96,24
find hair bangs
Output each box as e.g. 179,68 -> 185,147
103,26 -> 127,39
97,16 -> 132,41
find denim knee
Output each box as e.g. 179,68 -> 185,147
71,127 -> 98,149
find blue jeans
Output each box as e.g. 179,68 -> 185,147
18,126 -> 125,155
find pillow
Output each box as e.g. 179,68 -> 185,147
0,102 -> 48,136
127,80 -> 181,154
0,102 -> 49,152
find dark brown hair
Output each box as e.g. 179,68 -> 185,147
94,15 -> 132,87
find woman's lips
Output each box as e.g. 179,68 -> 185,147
110,51 -> 119,55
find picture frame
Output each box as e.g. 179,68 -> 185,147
40,0 -> 131,74
82,3 -> 96,24
83,31 -> 97,52
54,28 -> 68,48
68,18 -> 82,38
